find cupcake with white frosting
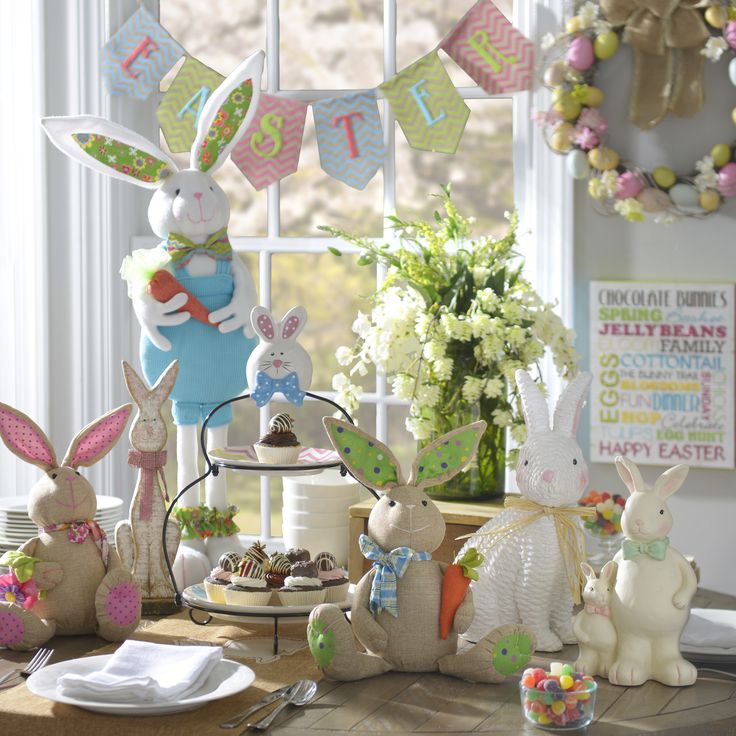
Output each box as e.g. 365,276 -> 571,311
277,560 -> 325,606
224,558 -> 272,606
254,413 -> 301,464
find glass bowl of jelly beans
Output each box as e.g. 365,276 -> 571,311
519,662 -> 597,731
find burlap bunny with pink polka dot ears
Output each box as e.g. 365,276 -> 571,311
0,403 -> 141,650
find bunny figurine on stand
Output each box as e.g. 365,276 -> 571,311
42,52 -> 264,580
0,403 -> 141,650
307,418 -> 535,683
116,360 -> 181,614
605,457 -> 698,687
460,369 -> 595,651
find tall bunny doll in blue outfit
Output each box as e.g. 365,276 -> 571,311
42,52 -> 264,584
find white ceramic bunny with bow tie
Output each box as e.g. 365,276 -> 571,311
42,52 -> 264,572
607,457 -> 697,687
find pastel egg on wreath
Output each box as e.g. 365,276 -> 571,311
553,94 -> 582,121
544,60 -> 568,87
705,5 -> 728,30
637,187 -> 672,213
726,20 -> 736,50
652,165 -> 676,189
566,15 -> 582,34
580,86 -> 604,107
550,122 -> 574,152
729,57 -> 736,87
567,35 -> 594,72
699,189 -> 721,212
616,171 -> 645,199
594,32 -> 619,60
669,182 -> 701,211
587,146 -> 619,170
711,143 -> 731,168
717,161 -> 736,197
566,149 -> 590,179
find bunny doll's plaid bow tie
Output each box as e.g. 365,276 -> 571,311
252,371 -> 305,408
42,520 -> 110,568
166,228 -> 232,268
359,534 -> 431,618
622,536 -> 670,561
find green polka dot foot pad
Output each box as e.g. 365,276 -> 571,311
492,629 -> 535,676
307,618 -> 337,670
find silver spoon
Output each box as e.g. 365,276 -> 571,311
244,678 -> 318,732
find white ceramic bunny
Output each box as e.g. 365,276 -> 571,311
116,360 -> 181,612
607,457 -> 698,687
461,369 -> 593,651
41,52 -> 264,571
246,305 -> 313,407
573,561 -> 617,677
0,403 -> 140,650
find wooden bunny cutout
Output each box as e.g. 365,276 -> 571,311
115,360 -> 181,613
307,418 -> 535,683
0,403 -> 140,650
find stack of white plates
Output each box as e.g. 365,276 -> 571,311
0,495 -> 124,556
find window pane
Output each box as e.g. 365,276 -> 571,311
271,253 -> 376,392
396,99 -> 513,235
279,0 -> 383,89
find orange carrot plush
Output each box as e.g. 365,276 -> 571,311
148,270 -> 216,326
439,547 -> 484,640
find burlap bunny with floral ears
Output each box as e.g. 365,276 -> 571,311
0,403 -> 140,651
307,418 -> 535,683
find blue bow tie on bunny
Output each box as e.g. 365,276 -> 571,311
359,534 -> 431,618
622,536 -> 670,561
251,371 -> 305,408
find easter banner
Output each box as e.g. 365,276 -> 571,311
590,281 -> 736,469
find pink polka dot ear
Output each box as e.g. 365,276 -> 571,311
257,314 -> 275,339
0,404 -> 56,470
63,405 -> 132,468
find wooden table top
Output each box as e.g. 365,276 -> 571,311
1,588 -> 734,735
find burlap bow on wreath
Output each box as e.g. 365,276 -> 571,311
600,0 -> 710,129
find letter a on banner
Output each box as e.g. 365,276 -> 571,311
230,94 -> 307,190
380,52 -> 469,154
101,6 -> 184,99
158,57 -> 224,153
441,0 -> 534,95
313,92 -> 384,189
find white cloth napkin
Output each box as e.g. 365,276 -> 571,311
681,609 -> 736,650
57,640 -> 223,703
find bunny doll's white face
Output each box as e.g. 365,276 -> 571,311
620,491 -> 673,542
148,169 -> 230,241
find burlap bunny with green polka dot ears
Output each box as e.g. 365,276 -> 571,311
307,418 -> 536,682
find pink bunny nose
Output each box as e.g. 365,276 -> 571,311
272,359 -> 283,368
193,191 -> 203,200
542,469 -> 555,483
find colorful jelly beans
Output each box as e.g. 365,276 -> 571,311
519,662 -> 597,731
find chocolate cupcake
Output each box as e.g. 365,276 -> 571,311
266,552 -> 292,588
204,566 -> 232,604
254,413 -> 301,464
285,547 -> 310,564
224,574 -> 271,606
318,567 -> 350,603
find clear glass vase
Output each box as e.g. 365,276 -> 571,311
585,530 -> 622,568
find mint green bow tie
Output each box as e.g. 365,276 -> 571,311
622,537 -> 670,561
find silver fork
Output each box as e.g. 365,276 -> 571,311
0,647 -> 54,688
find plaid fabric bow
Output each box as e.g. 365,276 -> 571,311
622,536 -> 670,561
359,534 -> 431,618
43,520 -> 110,568
166,228 -> 232,268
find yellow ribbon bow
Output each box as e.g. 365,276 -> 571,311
600,0 -> 710,129
458,497 -> 596,605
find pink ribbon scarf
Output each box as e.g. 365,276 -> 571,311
42,520 -> 109,568
584,603 -> 611,617
128,449 -> 168,521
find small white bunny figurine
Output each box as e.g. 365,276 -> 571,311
461,369 -> 593,651
573,561 -> 617,677
608,457 -> 698,687
42,52 -> 265,569
246,305 -> 313,406
116,360 -> 182,612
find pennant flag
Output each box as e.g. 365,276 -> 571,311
158,57 -> 224,153
230,94 -> 307,190
441,0 -> 534,95
380,52 -> 469,154
101,6 -> 185,100
313,93 -> 384,190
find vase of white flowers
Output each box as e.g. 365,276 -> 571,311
326,187 -> 578,500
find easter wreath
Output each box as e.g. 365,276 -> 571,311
540,0 -> 736,223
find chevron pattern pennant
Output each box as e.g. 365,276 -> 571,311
380,52 -> 469,154
313,93 -> 384,190
230,94 -> 307,190
158,57 -> 224,153
441,0 -> 534,95
101,6 -> 184,100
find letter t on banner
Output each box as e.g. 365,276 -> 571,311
313,92 -> 384,189
380,52 -> 469,154
440,0 -> 534,95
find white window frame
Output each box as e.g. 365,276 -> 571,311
10,0 -> 571,535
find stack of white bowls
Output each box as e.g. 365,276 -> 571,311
281,468 -> 367,567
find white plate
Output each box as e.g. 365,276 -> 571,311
183,583 -> 352,623
208,446 -> 341,476
26,654 -> 255,715
0,496 -> 123,513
